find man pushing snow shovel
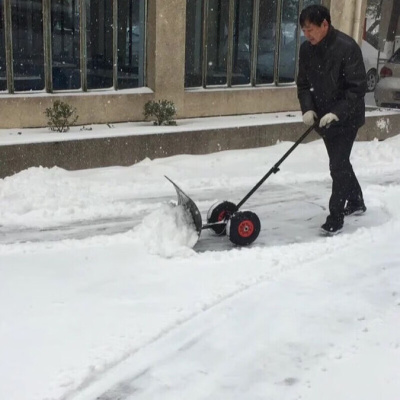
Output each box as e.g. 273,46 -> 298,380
297,4 -> 367,235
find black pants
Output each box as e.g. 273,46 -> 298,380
323,126 -> 364,218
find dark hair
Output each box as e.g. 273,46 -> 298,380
299,5 -> 331,27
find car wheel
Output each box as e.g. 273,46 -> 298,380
366,68 -> 377,92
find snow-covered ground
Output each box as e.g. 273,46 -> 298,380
1,121 -> 400,400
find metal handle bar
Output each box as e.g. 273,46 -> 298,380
236,121 -> 318,210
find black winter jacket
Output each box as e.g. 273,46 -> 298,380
297,26 -> 367,135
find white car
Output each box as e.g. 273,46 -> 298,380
361,40 -> 385,92
374,48 -> 400,108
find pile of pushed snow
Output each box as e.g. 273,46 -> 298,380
132,203 -> 199,257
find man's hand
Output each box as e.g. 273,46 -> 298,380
302,110 -> 317,126
319,113 -> 339,128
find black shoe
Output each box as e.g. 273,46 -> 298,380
320,215 -> 343,235
343,202 -> 366,216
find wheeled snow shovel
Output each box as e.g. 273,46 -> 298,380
167,122 -> 317,247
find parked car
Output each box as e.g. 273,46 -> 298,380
374,48 -> 400,108
361,40 -> 381,92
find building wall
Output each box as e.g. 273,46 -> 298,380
330,0 -> 367,44
0,0 -> 367,129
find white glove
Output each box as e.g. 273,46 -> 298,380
319,113 -> 339,128
302,110 -> 317,126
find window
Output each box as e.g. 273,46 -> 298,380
0,0 -> 146,93
185,0 -> 321,88
51,0 -> 80,90
232,0 -> 253,85
185,0 -> 203,87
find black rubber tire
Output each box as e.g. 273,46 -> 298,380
227,211 -> 261,246
207,200 -> 237,236
366,68 -> 377,92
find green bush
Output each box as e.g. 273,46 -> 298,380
144,99 -> 177,126
45,100 -> 79,132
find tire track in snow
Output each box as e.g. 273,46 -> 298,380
63,210 -> 393,400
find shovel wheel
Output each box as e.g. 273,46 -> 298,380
227,211 -> 261,246
207,200 -> 238,236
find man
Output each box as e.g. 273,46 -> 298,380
297,4 -> 367,235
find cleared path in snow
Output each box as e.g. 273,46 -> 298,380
0,174 -> 396,248
67,207 -> 400,400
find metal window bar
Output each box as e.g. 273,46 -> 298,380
4,0 -> 14,93
201,0 -> 239,88
43,0 -> 52,92
113,0 -> 118,89
273,0 -> 283,85
226,0 -> 234,87
276,0 -> 304,86
2,0 -> 146,94
294,0 -> 305,81
199,0 -> 307,88
139,0 -> 147,87
250,0 -> 260,86
249,0 -> 278,87
79,0 -> 87,91
201,0 -> 209,88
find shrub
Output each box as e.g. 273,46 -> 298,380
144,99 -> 177,126
45,100 -> 79,132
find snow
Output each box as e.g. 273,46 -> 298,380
1,124 -> 400,400
0,108 -> 397,145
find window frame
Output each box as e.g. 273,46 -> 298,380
0,0 -> 147,94
188,0 -> 310,89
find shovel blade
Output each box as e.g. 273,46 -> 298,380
165,176 -> 202,236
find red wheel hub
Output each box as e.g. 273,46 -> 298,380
238,220 -> 254,237
218,211 -> 228,221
